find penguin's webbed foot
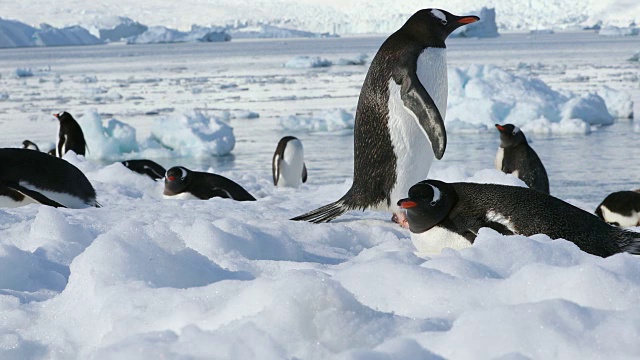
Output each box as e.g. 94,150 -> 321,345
392,212 -> 410,229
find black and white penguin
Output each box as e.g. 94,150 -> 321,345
0,148 -> 99,208
495,124 -> 549,194
397,180 -> 640,257
121,159 -> 166,181
163,166 -> 256,201
54,111 -> 87,157
595,190 -> 640,227
22,140 -> 40,151
273,136 -> 307,188
292,9 -> 479,225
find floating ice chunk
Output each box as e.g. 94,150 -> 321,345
521,117 -> 591,135
598,26 -> 639,36
451,7 -> 499,38
76,109 -> 139,160
561,93 -> 614,125
33,24 -> 103,46
13,68 -> 33,78
228,24 -> 328,39
597,86 -> 634,119
0,93 -> 8,100
280,109 -> 354,132
284,56 -> 332,69
95,16 -> 148,42
151,110 -> 235,157
629,51 -> 640,61
128,25 -> 230,44
336,54 -> 368,66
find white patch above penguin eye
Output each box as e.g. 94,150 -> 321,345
179,167 -> 187,180
429,9 -> 447,23
429,184 -> 441,206
512,127 -> 520,135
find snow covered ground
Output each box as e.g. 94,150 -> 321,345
0,30 -> 639,358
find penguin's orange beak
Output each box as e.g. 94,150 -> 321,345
495,124 -> 505,131
399,199 -> 418,209
53,113 -> 59,118
167,176 -> 175,181
457,16 -> 479,24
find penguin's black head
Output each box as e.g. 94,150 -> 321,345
53,111 -> 74,123
495,124 -> 527,148
401,9 -> 479,45
164,166 -> 191,196
397,180 -> 457,234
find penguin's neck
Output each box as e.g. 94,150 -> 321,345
416,47 -> 448,119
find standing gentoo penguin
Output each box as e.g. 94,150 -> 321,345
54,111 -> 87,157
0,148 -> 99,208
292,9 -> 479,224
164,166 -> 256,201
397,180 -> 640,257
122,159 -> 166,181
22,140 -> 40,151
595,190 -> 640,227
273,136 -> 307,188
495,124 -> 549,194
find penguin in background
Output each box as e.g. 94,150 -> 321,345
164,166 -> 256,201
22,140 -> 40,151
495,123 -> 549,194
54,111 -> 87,157
273,136 -> 307,188
292,9 -> 479,225
595,190 -> 640,227
397,180 -> 640,258
121,159 -> 166,181
0,148 -> 99,208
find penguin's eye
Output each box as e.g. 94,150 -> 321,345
440,19 -> 447,25
430,200 -> 438,206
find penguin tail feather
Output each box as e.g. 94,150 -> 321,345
621,233 -> 640,255
291,200 -> 350,223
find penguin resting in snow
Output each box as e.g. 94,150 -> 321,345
397,180 -> 640,258
292,9 -> 479,225
595,190 -> 640,227
495,124 -> 549,194
54,111 -> 87,157
22,140 -> 40,151
0,148 -> 99,208
273,136 -> 307,188
164,166 -> 256,201
122,159 -> 166,181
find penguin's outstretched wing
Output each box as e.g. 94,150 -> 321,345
5,182 -> 66,208
399,72 -> 447,159
272,154 -> 280,186
302,163 -> 308,183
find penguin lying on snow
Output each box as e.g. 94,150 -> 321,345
164,166 -> 255,201
495,124 -> 549,194
397,180 -> 640,257
595,190 -> 640,227
22,140 -> 40,151
122,159 -> 166,181
273,136 -> 307,188
292,9 -> 479,225
54,111 -> 87,157
0,148 -> 99,208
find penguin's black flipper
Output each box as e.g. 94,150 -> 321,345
302,163 -> 308,183
273,155 -> 281,186
399,72 -> 447,159
291,200 -> 349,223
6,182 -> 66,208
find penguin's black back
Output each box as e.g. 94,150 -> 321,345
446,182 -> 637,257
188,171 -> 255,201
121,159 -> 166,181
595,191 -> 640,222
57,113 -> 87,156
0,148 -> 97,203
501,143 -> 549,194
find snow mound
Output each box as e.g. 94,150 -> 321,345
284,56 -> 332,69
598,26 -> 639,36
150,110 -> 235,157
452,7 -> 499,38
96,16 -> 148,42
446,65 -> 619,135
228,24 -> 330,39
280,109 -> 354,132
76,109 -> 139,160
0,18 -> 102,48
128,25 -> 230,44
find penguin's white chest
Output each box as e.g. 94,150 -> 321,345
384,48 -> 448,213
0,194 -> 38,208
495,147 -> 504,170
275,139 -> 305,188
410,226 -> 472,257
